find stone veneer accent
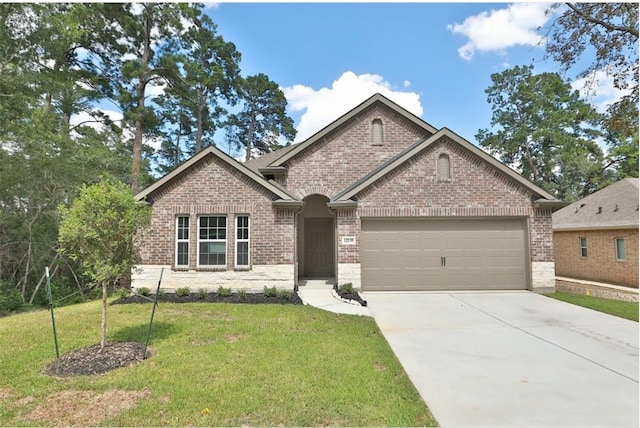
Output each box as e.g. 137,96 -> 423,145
531,262 -> 556,293
337,263 -> 361,290
132,265 -> 294,292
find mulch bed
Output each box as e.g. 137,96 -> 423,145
333,286 -> 368,307
44,342 -> 150,378
110,291 -> 304,305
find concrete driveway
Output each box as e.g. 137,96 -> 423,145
363,291 -> 639,427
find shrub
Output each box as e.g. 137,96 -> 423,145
137,287 -> 151,297
197,288 -> 207,300
339,283 -> 355,294
237,289 -> 247,300
176,287 -> 190,297
263,286 -> 277,297
0,286 -> 23,314
277,289 -> 291,301
217,286 -> 232,297
114,288 -> 130,299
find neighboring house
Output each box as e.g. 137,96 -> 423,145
553,178 -> 639,288
133,93 -> 565,293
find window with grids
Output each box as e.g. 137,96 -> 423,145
580,237 -> 588,257
615,238 -> 626,260
198,216 -> 226,267
175,216 -> 190,267
236,215 -> 250,267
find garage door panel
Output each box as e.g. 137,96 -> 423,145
361,218 -> 527,291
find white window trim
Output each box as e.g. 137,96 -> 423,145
175,215 -> 190,267
580,237 -> 588,258
197,215 -> 227,268
235,215 -> 250,268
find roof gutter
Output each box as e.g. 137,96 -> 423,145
533,199 -> 569,210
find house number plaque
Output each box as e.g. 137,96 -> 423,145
341,236 -> 356,245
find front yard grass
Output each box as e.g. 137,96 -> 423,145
0,299 -> 436,427
546,292 -> 639,322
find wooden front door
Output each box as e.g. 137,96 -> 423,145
304,218 -> 334,276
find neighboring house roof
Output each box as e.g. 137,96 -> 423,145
333,127 -> 562,204
267,93 -> 438,168
553,178 -> 639,231
135,144 -> 297,202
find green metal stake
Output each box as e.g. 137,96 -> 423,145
143,267 -> 164,359
46,267 -> 60,358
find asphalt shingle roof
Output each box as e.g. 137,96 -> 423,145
552,178 -> 639,230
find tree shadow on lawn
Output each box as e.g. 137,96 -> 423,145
110,321 -> 178,344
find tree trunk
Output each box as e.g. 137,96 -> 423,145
245,111 -> 255,162
100,281 -> 108,350
195,88 -> 205,153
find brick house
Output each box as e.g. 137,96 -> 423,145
553,178 -> 639,288
133,93 -> 564,293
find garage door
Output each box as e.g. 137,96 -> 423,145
361,218 -> 527,291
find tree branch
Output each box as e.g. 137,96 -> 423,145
566,3 -> 639,39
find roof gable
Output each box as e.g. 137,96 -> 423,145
135,144 -> 297,202
333,127 -> 560,203
268,93 -> 438,168
553,178 -> 639,230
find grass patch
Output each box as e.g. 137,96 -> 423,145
0,300 -> 436,426
546,292 -> 639,322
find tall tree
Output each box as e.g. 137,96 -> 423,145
58,179 -> 151,350
108,3 -> 200,192
544,3 -> 638,179
476,65 -> 604,201
227,73 -> 297,162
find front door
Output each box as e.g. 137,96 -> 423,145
304,218 -> 334,276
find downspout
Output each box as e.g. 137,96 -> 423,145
327,205 -> 339,287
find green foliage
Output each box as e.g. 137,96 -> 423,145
263,286 -> 277,297
227,73 -> 297,161
57,178 -> 151,347
217,286 -> 232,297
339,283 -> 355,294
176,287 -> 191,297
114,288 -> 130,299
137,287 -> 151,297
0,283 -> 24,314
237,289 -> 247,300
276,289 -> 292,301
476,65 -> 606,201
197,288 -> 208,300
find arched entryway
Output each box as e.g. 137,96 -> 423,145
298,194 -> 335,279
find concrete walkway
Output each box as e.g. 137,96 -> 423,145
365,291 -> 639,428
297,280 -> 371,316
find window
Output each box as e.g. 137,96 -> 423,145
580,237 -> 588,257
372,119 -> 383,145
236,215 -> 250,267
175,216 -> 190,267
438,154 -> 450,180
615,238 -> 626,260
198,216 -> 226,267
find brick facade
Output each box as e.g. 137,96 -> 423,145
554,229 -> 639,288
134,94 -> 558,292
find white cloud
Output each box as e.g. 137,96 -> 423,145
282,71 -> 423,143
447,3 -> 551,61
403,80 -> 411,88
571,68 -> 633,113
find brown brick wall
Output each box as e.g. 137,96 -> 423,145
285,104 -> 431,198
554,229 -> 639,288
332,137 -> 553,264
140,154 -> 295,269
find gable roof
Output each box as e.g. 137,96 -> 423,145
135,144 -> 297,202
243,144 -> 297,173
267,93 -> 438,168
333,127 -> 562,204
553,178 -> 639,231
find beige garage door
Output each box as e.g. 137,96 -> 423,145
361,218 -> 527,291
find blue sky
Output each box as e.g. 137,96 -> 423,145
203,2 -> 624,147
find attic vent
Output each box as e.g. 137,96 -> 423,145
596,207 -> 602,214
614,204 -> 619,212
580,204 -> 586,208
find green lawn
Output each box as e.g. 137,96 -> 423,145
546,292 -> 639,322
0,299 -> 436,427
